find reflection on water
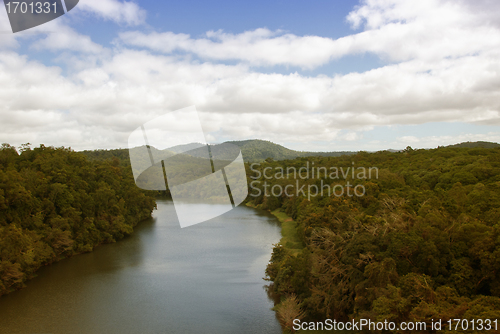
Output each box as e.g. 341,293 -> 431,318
0,200 -> 282,334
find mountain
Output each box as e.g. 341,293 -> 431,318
446,141 -> 500,149
167,142 -> 206,153
168,139 -> 325,162
228,139 -> 355,161
81,139 -> 355,163
81,140 -> 500,165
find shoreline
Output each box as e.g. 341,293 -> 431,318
0,213 -> 154,298
246,202 -> 335,334
245,202 -> 303,252
246,202 -> 310,333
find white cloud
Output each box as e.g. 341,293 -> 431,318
117,29 -> 343,69
30,23 -> 104,54
344,0 -> 500,63
1,43 -> 500,150
75,0 -> 146,26
1,0 -> 500,151
118,0 -> 500,70
0,3 -> 20,48
0,1 -> 107,54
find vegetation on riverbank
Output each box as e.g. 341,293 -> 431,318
247,202 -> 308,332
247,146 -> 500,333
0,144 -> 156,297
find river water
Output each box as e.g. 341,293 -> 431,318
0,200 -> 283,334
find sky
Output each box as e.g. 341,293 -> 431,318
0,0 -> 500,152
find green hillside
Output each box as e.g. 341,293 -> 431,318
228,139 -> 355,161
247,146 -> 500,331
446,141 -> 500,149
0,144 -> 156,297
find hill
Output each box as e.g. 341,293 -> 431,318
81,140 -> 500,166
228,139 -> 354,161
81,139 -> 355,164
247,145 -> 500,330
446,141 -> 500,149
0,144 -> 156,297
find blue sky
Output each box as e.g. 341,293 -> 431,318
1,0 -> 500,151
127,0 -> 361,38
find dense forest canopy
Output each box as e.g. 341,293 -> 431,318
247,145 -> 500,332
0,144 -> 156,297
3,139 -> 500,331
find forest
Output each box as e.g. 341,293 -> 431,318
3,140 -> 500,333
246,145 -> 500,333
0,144 -> 156,297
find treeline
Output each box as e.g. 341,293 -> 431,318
0,144 -> 156,296
247,146 -> 500,332
81,148 -> 131,166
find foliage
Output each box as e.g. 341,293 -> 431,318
275,294 -> 305,333
228,139 -> 355,161
248,146 -> 500,330
0,144 -> 156,296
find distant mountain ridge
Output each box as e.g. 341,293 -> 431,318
445,141 -> 500,149
227,139 -> 355,161
167,142 -> 206,153
81,139 -> 355,163
80,139 -> 500,164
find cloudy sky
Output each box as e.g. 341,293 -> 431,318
0,0 -> 500,151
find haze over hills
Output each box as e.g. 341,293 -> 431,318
167,142 -> 206,153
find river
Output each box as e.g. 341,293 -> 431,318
0,200 -> 283,334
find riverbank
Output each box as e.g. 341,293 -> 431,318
0,200 -> 283,334
0,145 -> 157,298
246,203 -> 338,334
246,203 -> 303,251
246,203 -> 308,333
0,213 -> 154,298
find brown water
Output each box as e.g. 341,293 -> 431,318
0,200 -> 282,334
